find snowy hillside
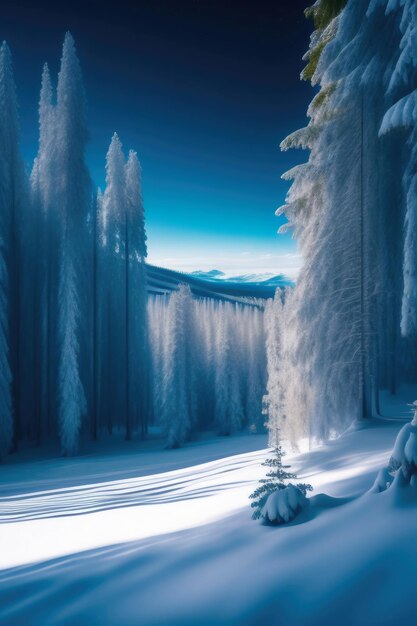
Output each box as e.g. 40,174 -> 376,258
1,405 -> 416,625
190,269 -> 293,287
146,264 -> 288,301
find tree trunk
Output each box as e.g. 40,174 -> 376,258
359,91 -> 372,419
125,211 -> 131,440
92,203 -> 98,440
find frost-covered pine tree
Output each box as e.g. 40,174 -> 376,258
161,285 -> 196,447
57,251 -> 86,454
0,41 -> 29,451
125,149 -> 149,437
101,133 -> 126,433
55,33 -> 90,454
30,62 -> 57,441
214,303 -> 244,436
279,0 -> 361,440
262,291 -> 286,440
189,296 -> 214,429
102,133 -> 126,251
277,0 -> 408,440
237,303 -> 266,432
250,430 -> 312,520
148,293 -> 170,425
376,0 -> 417,368
91,187 -> 104,440
125,150 -> 147,261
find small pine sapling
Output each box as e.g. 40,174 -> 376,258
250,431 -> 312,520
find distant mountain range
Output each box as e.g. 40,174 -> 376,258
146,265 -> 292,302
190,269 -> 292,287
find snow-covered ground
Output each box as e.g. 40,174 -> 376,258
1,415 -> 417,625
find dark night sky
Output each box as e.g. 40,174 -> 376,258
1,0 -> 312,276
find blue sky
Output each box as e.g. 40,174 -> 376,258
4,0 -> 312,277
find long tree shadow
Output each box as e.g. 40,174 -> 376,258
0,455 -> 262,523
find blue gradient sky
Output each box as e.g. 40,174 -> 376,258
2,1 -> 311,277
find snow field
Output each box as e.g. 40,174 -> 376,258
1,419 -> 414,625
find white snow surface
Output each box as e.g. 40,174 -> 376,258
1,418 -> 417,625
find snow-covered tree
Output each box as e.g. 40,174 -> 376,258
124,149 -> 148,437
161,285 -> 196,448
101,133 -> 126,433
94,136 -> 150,441
250,431 -> 312,521
0,41 -> 27,452
278,0 -> 408,440
375,0 -> 417,377
57,251 -> 86,454
102,133 -> 125,253
148,293 -> 169,426
91,188 -> 103,440
55,32 -> 90,454
240,303 -> 266,432
125,150 -> 147,261
30,63 -> 57,442
190,296 -> 214,430
214,303 -> 244,436
262,291 -> 286,443
370,401 -> 417,493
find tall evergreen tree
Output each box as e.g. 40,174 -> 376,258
31,63 -> 56,442
377,0 -> 417,372
55,32 -> 90,454
161,285 -> 196,448
278,0 -> 405,440
241,304 -> 266,432
262,291 -> 287,439
0,42 -> 27,450
101,133 -> 126,433
214,303 -> 244,436
124,150 -> 149,437
91,188 -> 103,440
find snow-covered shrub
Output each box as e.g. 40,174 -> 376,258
389,418 -> 417,484
390,417 -> 417,472
261,485 -> 309,525
370,402 -> 417,493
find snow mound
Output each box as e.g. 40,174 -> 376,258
390,421 -> 417,468
390,418 -> 417,480
261,484 -> 309,525
370,411 -> 417,494
404,431 -> 417,467
369,466 -> 394,494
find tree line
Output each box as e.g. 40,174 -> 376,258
0,33 -> 270,458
